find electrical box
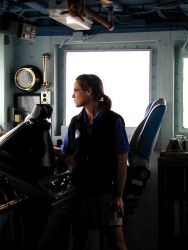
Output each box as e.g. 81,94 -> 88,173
41,91 -> 51,104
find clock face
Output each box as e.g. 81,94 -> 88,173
16,69 -> 35,89
15,66 -> 42,92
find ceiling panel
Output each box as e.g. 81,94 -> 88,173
0,0 -> 188,35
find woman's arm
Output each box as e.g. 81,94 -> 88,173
115,153 -> 128,198
113,153 -> 128,216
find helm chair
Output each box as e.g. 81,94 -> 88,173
124,98 -> 167,213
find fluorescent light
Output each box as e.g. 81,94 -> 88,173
49,10 -> 93,30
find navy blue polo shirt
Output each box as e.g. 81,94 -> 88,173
61,110 -> 130,154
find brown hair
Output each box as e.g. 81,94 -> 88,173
76,74 -> 112,109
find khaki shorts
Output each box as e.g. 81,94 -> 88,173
72,193 -> 123,227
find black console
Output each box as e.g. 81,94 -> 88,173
0,104 -> 77,250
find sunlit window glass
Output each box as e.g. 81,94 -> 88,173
65,50 -> 150,127
183,58 -> 188,128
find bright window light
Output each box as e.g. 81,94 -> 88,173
183,58 -> 188,128
65,50 -> 150,127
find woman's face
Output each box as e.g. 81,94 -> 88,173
72,80 -> 92,107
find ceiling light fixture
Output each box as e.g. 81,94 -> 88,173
49,9 -> 93,30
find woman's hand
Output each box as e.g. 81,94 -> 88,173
64,155 -> 77,167
54,147 -> 77,167
113,196 -> 124,217
54,146 -> 63,157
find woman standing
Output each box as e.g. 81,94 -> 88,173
55,74 -> 130,250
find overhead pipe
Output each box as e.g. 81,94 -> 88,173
85,6 -> 114,31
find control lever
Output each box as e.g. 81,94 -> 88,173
46,170 -> 72,193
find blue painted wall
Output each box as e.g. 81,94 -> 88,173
0,29 -> 187,250
2,31 -> 181,145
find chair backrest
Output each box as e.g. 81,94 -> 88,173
124,98 -> 167,198
128,98 -> 167,168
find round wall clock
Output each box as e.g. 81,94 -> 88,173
15,65 -> 43,92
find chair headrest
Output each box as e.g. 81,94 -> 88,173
129,98 -> 167,166
144,98 -> 167,117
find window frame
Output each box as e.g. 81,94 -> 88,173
174,44 -> 188,136
63,48 -> 156,130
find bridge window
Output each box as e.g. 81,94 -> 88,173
175,46 -> 188,135
183,58 -> 188,128
65,50 -> 150,127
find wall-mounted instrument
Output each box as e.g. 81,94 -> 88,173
15,65 -> 43,92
